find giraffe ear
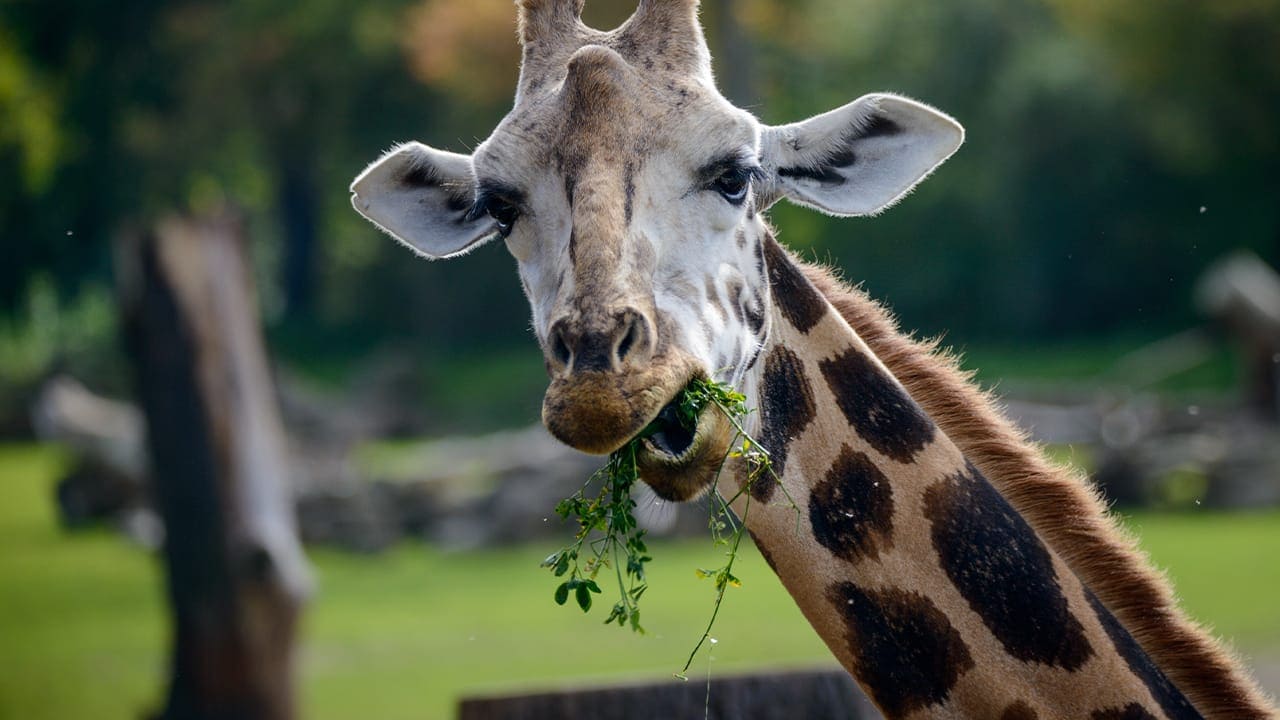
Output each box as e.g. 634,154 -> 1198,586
350,142 -> 498,259
760,93 -> 963,217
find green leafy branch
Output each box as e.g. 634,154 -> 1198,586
677,385 -> 797,678
541,441 -> 650,632
543,376 -> 798,674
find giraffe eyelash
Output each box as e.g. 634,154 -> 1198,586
708,163 -> 765,205
467,182 -> 527,235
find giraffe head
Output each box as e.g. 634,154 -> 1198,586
351,0 -> 963,500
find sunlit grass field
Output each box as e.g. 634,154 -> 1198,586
1,443 -> 1277,719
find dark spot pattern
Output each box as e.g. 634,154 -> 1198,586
755,345 -> 816,501
726,277 -> 746,324
1091,703 -> 1159,720
763,236 -> 827,333
778,146 -> 852,185
773,137 -> 855,183
564,173 -> 576,208
555,148 -> 585,207
744,290 -> 765,334
923,463 -> 1094,671
825,146 -> 857,168
856,114 -> 903,139
704,276 -> 727,322
623,160 -> 636,224
776,115 -> 901,187
444,190 -> 472,215
1086,591 -> 1202,720
1000,701 -> 1039,720
808,445 -> 894,562
818,346 -> 935,463
399,163 -> 437,187
778,163 -> 845,186
827,582 -> 974,718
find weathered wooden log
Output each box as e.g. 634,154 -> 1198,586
119,210 -> 312,720
1196,250 -> 1280,420
457,668 -> 882,720
31,375 -> 151,527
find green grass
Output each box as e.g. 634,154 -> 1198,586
1,442 -> 1277,719
0,444 -> 167,719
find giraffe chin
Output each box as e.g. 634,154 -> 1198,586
635,405 -> 734,503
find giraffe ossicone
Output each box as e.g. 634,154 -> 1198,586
351,2 -> 1276,718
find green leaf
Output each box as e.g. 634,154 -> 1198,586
575,584 -> 592,612
554,582 -> 570,606
604,603 -> 623,626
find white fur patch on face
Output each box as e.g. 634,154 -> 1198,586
510,185 -> 574,347
482,87 -> 772,386
620,145 -> 770,382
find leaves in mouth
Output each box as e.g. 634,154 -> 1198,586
543,377 -> 799,677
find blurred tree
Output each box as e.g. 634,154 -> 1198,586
0,0 -> 436,319
740,0 -> 1280,340
2,0 -> 1278,389
122,210 -> 311,720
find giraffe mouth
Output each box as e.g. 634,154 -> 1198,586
634,382 -> 735,502
641,401 -> 701,459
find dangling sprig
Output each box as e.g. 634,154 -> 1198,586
543,377 -> 799,673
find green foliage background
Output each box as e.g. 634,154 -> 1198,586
2,0 -> 1278,400
2,3 -> 1278,715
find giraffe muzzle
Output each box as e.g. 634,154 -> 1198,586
541,354 -> 735,502
540,336 -> 695,456
546,307 -> 654,377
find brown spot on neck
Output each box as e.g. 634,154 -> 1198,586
827,582 -> 974,718
794,257 -> 1275,718
818,345 -> 936,464
754,344 -> 817,500
763,235 -> 828,333
807,444 -> 894,562
923,463 -> 1094,671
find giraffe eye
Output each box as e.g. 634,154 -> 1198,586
485,198 -> 521,236
712,167 -> 754,205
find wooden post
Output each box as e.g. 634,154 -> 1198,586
458,668 -> 882,720
120,209 -> 312,720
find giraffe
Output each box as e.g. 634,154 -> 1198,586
349,1 -> 1277,717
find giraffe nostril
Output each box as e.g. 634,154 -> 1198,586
616,320 -> 638,363
613,310 -> 652,366
551,327 -> 572,369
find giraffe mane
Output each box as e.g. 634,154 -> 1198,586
796,257 -> 1278,720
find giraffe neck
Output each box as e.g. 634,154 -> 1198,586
724,235 -> 1203,720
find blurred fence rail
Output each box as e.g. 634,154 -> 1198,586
457,668 -> 882,720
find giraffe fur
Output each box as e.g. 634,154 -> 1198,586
349,2 -> 1277,717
